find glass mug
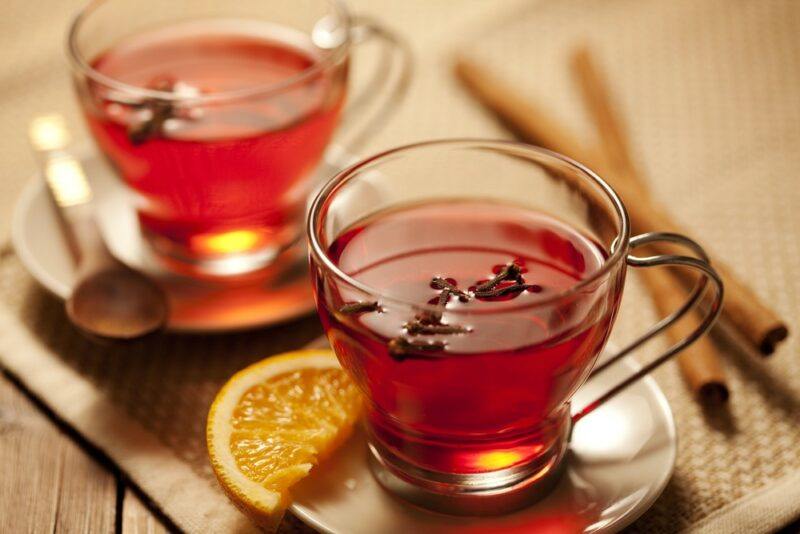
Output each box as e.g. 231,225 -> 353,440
307,140 -> 723,514
68,0 -> 410,276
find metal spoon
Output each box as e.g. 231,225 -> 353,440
29,114 -> 168,339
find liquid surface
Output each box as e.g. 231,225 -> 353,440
328,202 -> 607,353
84,20 -> 346,260
315,201 -> 623,473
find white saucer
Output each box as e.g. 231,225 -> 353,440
11,145 -> 351,333
290,353 -> 676,533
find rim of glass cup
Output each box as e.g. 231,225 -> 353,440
308,138 -> 632,314
66,0 -> 352,104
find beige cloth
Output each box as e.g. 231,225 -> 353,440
1,0 -> 799,532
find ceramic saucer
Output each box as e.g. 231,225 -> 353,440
290,352 -> 676,533
12,145 -> 351,333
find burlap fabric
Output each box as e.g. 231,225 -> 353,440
0,0 -> 798,532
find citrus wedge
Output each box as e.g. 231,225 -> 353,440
207,349 -> 361,531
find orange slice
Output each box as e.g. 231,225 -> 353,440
206,350 -> 361,530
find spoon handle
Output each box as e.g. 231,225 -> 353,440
62,213 -> 118,279
28,114 -> 118,278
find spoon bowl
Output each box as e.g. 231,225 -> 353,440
67,266 -> 168,339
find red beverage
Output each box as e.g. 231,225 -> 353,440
81,20 -> 347,262
314,201 -> 622,474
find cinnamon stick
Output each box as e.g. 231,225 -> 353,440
568,48 -> 645,195
570,46 -> 727,402
453,57 -> 608,170
454,55 -> 788,356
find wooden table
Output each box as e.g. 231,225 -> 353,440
0,371 -> 170,533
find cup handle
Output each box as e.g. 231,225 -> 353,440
330,16 -> 412,155
572,232 -> 725,423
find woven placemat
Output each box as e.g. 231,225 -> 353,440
0,0 -> 799,532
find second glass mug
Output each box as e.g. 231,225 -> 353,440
68,0 -> 410,276
308,140 -> 723,514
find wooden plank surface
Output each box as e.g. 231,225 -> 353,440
122,488 -> 170,534
0,371 -> 117,533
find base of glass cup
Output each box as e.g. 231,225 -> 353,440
367,419 -> 571,516
142,229 -> 299,278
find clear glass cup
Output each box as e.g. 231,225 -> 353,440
67,0 -> 410,277
307,139 -> 723,515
